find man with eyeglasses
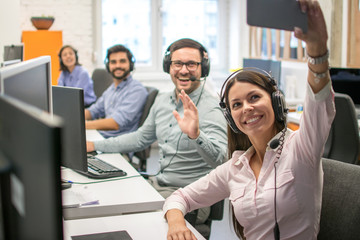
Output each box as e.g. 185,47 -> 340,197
86,38 -> 227,225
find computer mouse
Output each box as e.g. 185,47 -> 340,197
87,151 -> 98,157
61,180 -> 72,190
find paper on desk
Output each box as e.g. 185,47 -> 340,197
62,186 -> 99,208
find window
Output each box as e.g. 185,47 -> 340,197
101,0 -> 226,73
102,0 -> 152,67
259,29 -> 306,60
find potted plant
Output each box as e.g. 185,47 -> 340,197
31,15 -> 55,30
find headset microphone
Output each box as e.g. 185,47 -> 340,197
270,139 -> 280,149
189,76 -> 205,82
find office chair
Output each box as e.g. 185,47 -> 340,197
185,200 -> 224,240
91,68 -> 113,98
131,86 -> 159,171
318,158 -> 360,240
323,92 -> 360,164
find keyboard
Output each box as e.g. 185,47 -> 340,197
77,156 -> 127,179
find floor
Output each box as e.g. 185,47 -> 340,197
133,142 -> 239,240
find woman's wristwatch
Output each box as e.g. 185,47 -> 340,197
305,49 -> 329,65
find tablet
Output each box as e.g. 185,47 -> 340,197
247,0 -> 307,33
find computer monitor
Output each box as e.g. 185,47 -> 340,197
243,58 -> 282,90
0,56 -> 52,113
3,45 -> 23,62
52,86 -> 88,173
0,151 -> 10,240
330,67 -> 360,106
1,59 -> 21,67
0,95 -> 63,240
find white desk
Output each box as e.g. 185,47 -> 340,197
62,130 -> 164,220
62,130 -> 205,239
85,129 -> 105,141
287,112 -> 302,124
63,211 -> 206,240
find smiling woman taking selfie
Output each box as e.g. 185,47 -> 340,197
163,1 -> 335,239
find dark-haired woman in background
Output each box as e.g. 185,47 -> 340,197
163,1 -> 335,239
58,45 -> 97,107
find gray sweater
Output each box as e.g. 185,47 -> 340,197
94,85 -> 228,187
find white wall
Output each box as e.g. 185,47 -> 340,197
19,0 -> 95,73
0,0 -> 21,63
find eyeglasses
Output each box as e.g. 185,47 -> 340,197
171,61 -> 201,71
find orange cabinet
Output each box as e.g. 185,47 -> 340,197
22,31 -> 63,85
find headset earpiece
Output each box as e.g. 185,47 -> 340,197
271,90 -> 287,122
163,49 -> 171,73
219,97 -> 241,134
266,74 -> 287,122
221,106 -> 241,133
200,57 -> 210,78
105,58 -> 109,72
58,53 -> 62,65
74,49 -> 79,63
129,56 -> 135,72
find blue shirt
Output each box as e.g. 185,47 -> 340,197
57,65 -> 97,106
88,75 -> 148,138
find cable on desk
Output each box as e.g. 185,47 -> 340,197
62,174 -> 142,185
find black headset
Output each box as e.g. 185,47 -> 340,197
104,44 -> 135,72
162,39 -> 210,78
219,67 -> 287,134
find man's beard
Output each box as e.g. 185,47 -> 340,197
111,68 -> 131,81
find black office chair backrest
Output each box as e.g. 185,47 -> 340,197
138,86 -> 159,127
133,86 -> 159,170
185,200 -> 224,240
318,158 -> 360,239
323,92 -> 360,164
209,199 -> 224,221
91,68 -> 113,98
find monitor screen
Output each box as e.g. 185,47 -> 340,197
0,56 -> 52,113
243,58 -> 282,90
0,95 -> 63,240
3,45 -> 23,61
52,86 -> 88,173
330,67 -> 360,106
